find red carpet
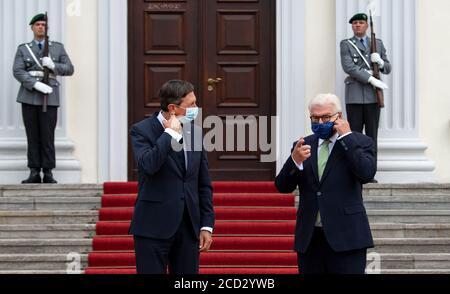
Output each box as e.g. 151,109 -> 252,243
86,182 -> 298,274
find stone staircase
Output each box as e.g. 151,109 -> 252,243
0,185 -> 101,274
362,184 -> 450,274
0,183 -> 449,274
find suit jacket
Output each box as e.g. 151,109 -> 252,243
340,36 -> 391,104
129,113 -> 215,240
275,132 -> 376,253
13,40 -> 74,107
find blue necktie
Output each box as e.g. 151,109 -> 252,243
360,38 -> 366,49
38,43 -> 43,50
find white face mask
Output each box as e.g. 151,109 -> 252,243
177,106 -> 199,124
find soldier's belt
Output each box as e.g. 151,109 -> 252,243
29,71 -> 56,79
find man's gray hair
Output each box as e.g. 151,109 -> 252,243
308,93 -> 343,113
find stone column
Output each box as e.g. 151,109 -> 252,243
0,0 -> 80,184
336,0 -> 436,183
276,0 -> 306,173
97,0 -> 128,182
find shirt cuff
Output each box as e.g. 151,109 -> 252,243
164,128 -> 183,143
337,132 -> 352,140
291,156 -> 304,171
201,227 -> 213,234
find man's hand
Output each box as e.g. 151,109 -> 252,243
42,57 -> 56,70
333,118 -> 352,136
33,82 -> 53,94
368,76 -> 388,90
291,138 -> 311,165
370,53 -> 385,68
199,231 -> 213,252
163,113 -> 182,134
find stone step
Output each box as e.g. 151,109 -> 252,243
1,238 -> 446,255
0,269 -> 449,275
0,224 -> 96,239
362,184 -> 450,197
0,254 -> 88,271
0,239 -> 92,254
378,269 -> 450,274
374,254 -> 450,270
0,211 -> 98,225
0,184 -> 102,198
364,195 -> 450,210
371,238 -> 450,254
368,210 -> 450,223
0,197 -> 101,211
0,253 -> 447,272
371,223 -> 450,238
0,270 -> 82,274
1,209 -> 449,225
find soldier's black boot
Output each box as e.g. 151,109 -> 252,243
22,168 -> 42,184
43,169 -> 58,184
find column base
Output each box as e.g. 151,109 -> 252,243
376,138 -> 436,184
0,138 -> 81,185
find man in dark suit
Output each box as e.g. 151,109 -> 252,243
130,80 -> 215,274
275,93 -> 376,274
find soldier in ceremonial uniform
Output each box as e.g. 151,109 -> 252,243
13,13 -> 74,184
340,13 -> 391,183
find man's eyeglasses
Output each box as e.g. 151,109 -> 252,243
310,113 -> 339,123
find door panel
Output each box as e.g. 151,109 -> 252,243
128,0 -> 276,181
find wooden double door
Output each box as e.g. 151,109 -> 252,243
128,0 -> 276,181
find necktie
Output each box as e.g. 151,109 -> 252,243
315,140 -> 330,227
318,140 -> 330,180
174,146 -> 186,174
360,38 -> 366,49
38,43 -> 43,50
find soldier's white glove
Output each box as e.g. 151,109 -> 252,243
42,57 -> 56,70
33,82 -> 53,94
370,53 -> 385,69
368,76 -> 388,90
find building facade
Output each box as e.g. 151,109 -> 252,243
0,0 -> 449,184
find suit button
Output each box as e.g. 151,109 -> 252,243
317,192 -> 322,197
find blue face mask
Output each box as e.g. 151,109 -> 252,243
311,121 -> 335,140
178,107 -> 199,124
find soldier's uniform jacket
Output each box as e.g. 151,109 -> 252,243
340,36 -> 391,104
13,40 -> 74,107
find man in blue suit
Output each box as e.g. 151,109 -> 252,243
275,93 -> 375,274
130,80 -> 215,274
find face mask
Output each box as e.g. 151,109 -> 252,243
311,121 -> 335,140
177,107 -> 199,124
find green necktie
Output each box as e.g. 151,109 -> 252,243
318,140 -> 330,180
316,140 -> 330,227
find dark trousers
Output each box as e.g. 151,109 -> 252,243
346,103 -> 380,163
297,228 -> 367,274
21,103 -> 58,169
134,208 -> 199,274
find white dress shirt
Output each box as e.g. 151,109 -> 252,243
157,111 -> 213,234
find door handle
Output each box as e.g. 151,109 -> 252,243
208,78 -> 223,85
207,78 -> 223,92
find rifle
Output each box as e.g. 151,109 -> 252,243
369,11 -> 385,108
42,12 -> 50,113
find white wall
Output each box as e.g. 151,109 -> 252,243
65,0 -> 98,183
418,0 -> 450,182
